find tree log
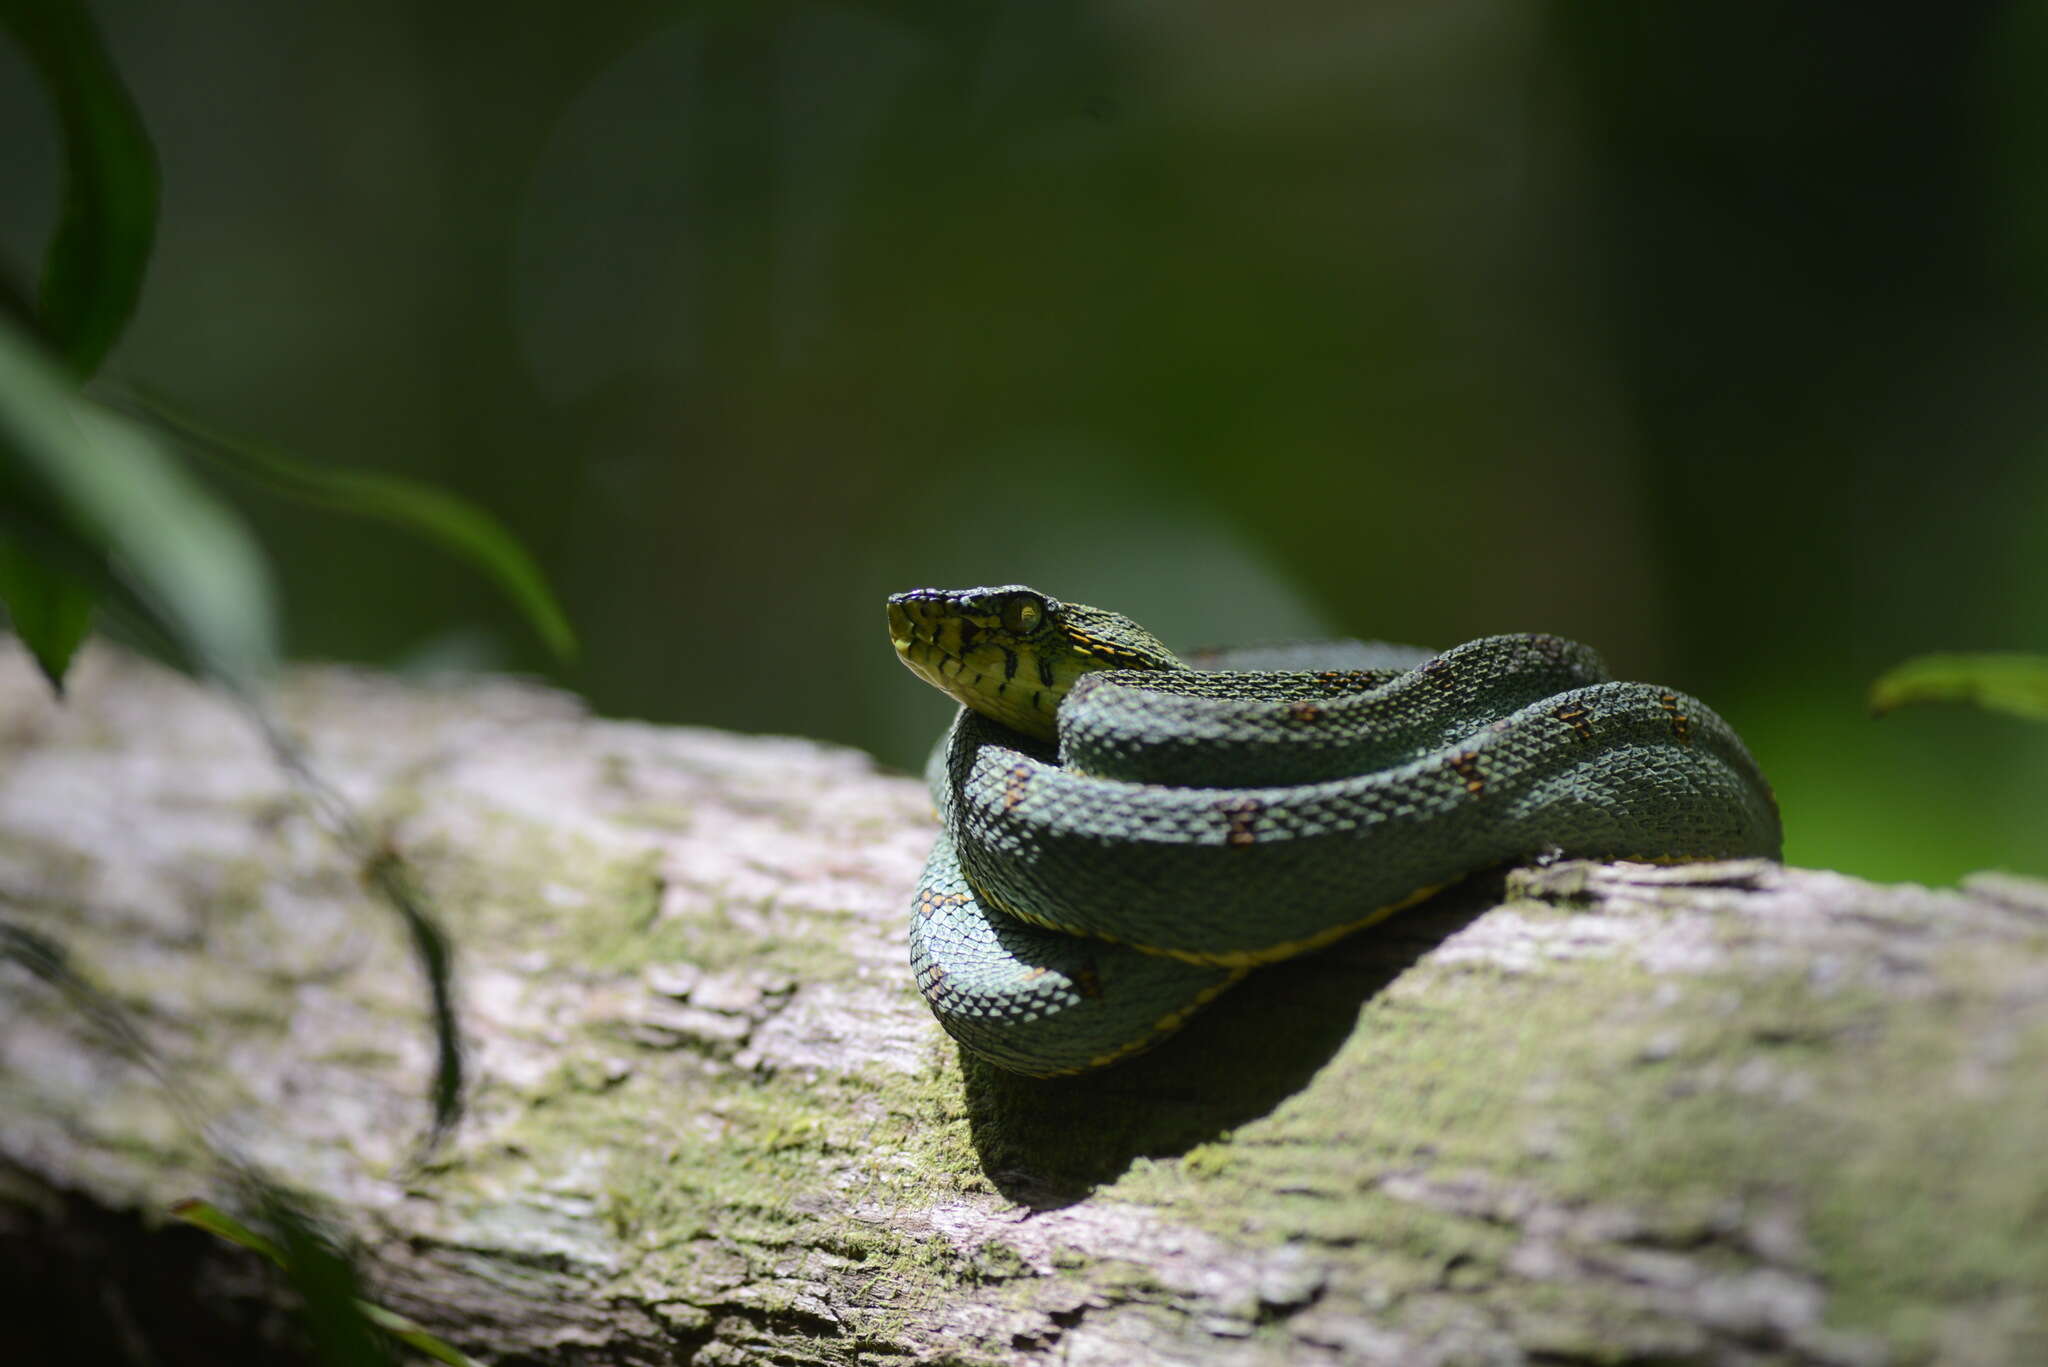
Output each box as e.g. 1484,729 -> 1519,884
2,643 -> 2045,1365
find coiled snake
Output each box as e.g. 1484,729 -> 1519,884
888,585 -> 1781,1077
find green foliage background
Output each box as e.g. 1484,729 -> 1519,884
5,1 -> 2046,883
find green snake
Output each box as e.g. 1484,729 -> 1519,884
887,585 -> 1781,1077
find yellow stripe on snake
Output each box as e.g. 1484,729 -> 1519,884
888,585 -> 1781,1077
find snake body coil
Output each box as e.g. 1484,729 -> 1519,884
888,585 -> 1781,1077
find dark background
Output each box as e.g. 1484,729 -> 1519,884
6,1 -> 2045,882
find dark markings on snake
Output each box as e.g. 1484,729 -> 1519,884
1447,751 -> 1486,797
1219,796 -> 1264,846
1001,647 -> 1019,682
1288,700 -> 1323,724
1037,653 -> 1057,688
1071,962 -> 1105,1000
957,620 -> 981,648
1073,631 -> 1157,670
1659,692 -> 1692,744
1004,762 -> 1033,811
1553,702 -> 1594,744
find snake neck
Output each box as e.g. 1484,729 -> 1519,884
887,585 -> 1184,741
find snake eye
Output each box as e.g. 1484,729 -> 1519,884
1000,594 -> 1045,635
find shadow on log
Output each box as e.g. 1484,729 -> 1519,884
963,879 -> 1498,1208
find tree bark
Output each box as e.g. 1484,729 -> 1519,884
2,643 -> 2045,1366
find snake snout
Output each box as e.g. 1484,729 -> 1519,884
887,592 -> 957,656
886,599 -> 917,655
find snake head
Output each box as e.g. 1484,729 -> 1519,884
887,585 -> 1183,741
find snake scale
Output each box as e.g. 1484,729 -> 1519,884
888,585 -> 1781,1077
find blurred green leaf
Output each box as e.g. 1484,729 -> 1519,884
2,0 -> 159,377
11,922 -> 460,1367
169,1198 -> 288,1267
357,1305 -> 484,1367
173,1198 -> 480,1367
268,1196 -> 397,1367
8,921 -> 461,1367
0,532 -> 95,688
0,921 -> 81,996
361,844 -> 465,1155
0,316 -> 276,687
137,393 -> 578,662
1869,653 -> 2048,721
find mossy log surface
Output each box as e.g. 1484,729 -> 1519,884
2,644 -> 2046,1366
